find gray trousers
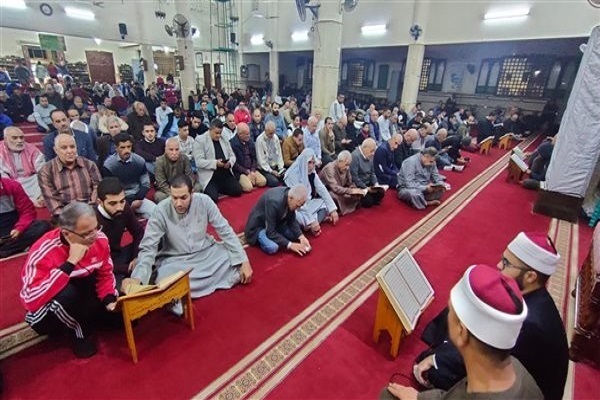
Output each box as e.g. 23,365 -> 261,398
397,188 -> 443,210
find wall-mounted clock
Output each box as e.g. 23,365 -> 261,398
40,3 -> 53,16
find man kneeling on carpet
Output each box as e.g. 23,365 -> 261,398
123,175 -> 253,315
409,232 -> 568,400
381,264 -> 543,400
245,185 -> 312,256
20,202 -> 119,358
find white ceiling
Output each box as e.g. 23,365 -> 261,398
1,0 -> 598,53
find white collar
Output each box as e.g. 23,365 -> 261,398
97,204 -> 112,220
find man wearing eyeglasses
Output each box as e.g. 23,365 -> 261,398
20,202 -> 119,359
407,232 -> 568,400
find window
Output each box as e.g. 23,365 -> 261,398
27,47 -> 47,59
419,58 -> 431,91
476,58 -> 502,94
246,64 -> 260,81
419,58 -> 445,91
377,64 -> 389,89
348,62 -> 365,87
544,58 -> 579,98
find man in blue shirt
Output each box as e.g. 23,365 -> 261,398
102,133 -> 156,218
43,110 -> 97,162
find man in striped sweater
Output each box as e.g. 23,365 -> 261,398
20,202 -> 119,358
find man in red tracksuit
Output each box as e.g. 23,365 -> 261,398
20,202 -> 119,358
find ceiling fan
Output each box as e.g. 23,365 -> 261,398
165,13 -> 191,38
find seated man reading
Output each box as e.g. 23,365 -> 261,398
319,150 -> 363,216
396,147 -> 446,210
95,177 -> 144,288
124,175 -> 253,309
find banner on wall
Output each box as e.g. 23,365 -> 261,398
38,34 -> 67,52
447,63 -> 464,92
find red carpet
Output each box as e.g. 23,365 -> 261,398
0,143 -> 514,397
265,167 -> 587,399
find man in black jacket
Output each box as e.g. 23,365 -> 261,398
413,231 -> 568,400
95,177 -> 144,289
230,123 -> 266,192
244,185 -> 311,256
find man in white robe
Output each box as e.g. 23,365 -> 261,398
125,175 -> 252,298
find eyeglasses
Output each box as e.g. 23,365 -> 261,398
501,257 -> 531,272
68,226 -> 102,240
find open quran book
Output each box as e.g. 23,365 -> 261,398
512,146 -> 526,160
375,248 -> 435,333
510,153 -> 529,172
117,270 -> 189,303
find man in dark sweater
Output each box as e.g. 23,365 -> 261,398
95,177 -> 144,289
134,123 -> 165,178
126,101 -> 153,141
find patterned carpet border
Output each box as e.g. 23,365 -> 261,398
195,138 -> 539,400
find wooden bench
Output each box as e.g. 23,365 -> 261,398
119,270 -> 194,363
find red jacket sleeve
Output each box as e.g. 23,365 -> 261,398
20,234 -> 71,312
5,178 -> 36,233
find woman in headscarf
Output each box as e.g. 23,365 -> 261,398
284,148 -> 338,236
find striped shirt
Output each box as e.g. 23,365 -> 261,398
38,156 -> 101,216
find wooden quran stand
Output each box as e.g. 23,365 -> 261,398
372,288 -> 406,358
120,271 -> 194,363
479,138 -> 493,155
498,134 -> 513,150
506,158 -> 526,183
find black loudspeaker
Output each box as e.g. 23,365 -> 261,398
230,32 -> 236,43
118,23 -> 128,36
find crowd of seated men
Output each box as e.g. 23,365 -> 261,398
0,71 -> 555,365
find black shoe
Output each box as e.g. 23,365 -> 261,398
72,337 -> 97,358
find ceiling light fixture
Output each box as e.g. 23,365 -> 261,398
291,30 -> 309,42
163,46 -> 170,53
64,6 -> 95,20
0,0 -> 27,10
484,8 -> 530,20
361,24 -> 386,36
250,34 -> 264,45
93,37 -> 102,45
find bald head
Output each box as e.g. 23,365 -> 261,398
264,121 -> 276,138
404,129 -> 418,144
389,133 -> 403,151
236,122 -> 251,142
436,128 -> 448,141
361,138 -> 377,160
54,133 -> 78,165
307,116 -> 318,133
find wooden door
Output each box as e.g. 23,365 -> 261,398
85,51 -> 116,84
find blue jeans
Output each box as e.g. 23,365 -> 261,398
257,226 -> 297,255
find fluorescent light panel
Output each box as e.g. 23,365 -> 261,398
484,8 -> 530,20
64,6 -> 95,20
0,0 -> 26,9
361,24 -> 386,35
250,34 -> 264,45
291,30 -> 309,42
